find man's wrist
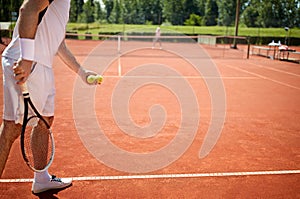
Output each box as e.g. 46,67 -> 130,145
19,38 -> 35,61
78,67 -> 87,78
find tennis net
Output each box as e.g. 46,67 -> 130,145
65,32 -> 250,59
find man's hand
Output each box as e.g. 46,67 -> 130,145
78,67 -> 101,85
13,59 -> 33,84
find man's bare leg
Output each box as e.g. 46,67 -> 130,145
0,120 -> 22,177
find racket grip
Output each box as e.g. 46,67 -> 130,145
20,83 -> 29,94
87,75 -> 103,84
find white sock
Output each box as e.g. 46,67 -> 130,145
34,170 -> 51,183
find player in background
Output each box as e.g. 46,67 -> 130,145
152,26 -> 162,49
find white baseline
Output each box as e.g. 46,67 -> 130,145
1,170 -> 299,183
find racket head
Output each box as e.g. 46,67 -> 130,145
20,114 -> 55,172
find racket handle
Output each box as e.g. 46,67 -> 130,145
20,83 -> 29,94
87,75 -> 103,84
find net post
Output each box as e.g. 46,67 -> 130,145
247,36 -> 250,59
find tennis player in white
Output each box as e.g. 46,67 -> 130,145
152,26 -> 162,49
0,0 -> 99,194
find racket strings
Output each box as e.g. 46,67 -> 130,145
24,116 -> 53,171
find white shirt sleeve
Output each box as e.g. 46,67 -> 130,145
34,0 -> 70,68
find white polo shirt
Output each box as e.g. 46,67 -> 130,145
2,0 -> 70,67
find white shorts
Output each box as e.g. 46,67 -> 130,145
2,57 -> 55,124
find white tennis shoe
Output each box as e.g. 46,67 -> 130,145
32,175 -> 72,194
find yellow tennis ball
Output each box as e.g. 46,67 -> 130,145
87,75 -> 95,84
96,75 -> 103,84
87,75 -> 103,84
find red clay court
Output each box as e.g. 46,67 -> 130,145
0,38 -> 299,198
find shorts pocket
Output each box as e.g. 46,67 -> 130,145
27,62 -> 38,80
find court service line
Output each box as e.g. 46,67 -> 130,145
1,170 -> 299,183
223,63 -> 300,90
248,62 -> 300,78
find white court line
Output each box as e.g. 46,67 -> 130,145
104,75 -> 258,80
118,57 -> 122,77
223,63 -> 300,90
248,62 -> 300,78
1,170 -> 299,183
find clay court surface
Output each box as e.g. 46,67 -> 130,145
0,39 -> 299,198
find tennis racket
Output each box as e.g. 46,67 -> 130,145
20,83 -> 55,172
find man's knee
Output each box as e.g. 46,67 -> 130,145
0,120 -> 22,143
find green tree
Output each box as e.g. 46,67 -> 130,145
78,0 -> 95,23
183,0 -> 201,18
162,0 -> 185,25
109,0 -> 123,24
122,0 -> 145,24
255,0 -> 298,28
103,0 -> 114,22
216,0 -> 235,26
0,0 -> 22,22
69,0 -> 85,22
184,13 -> 202,26
276,0 -> 299,27
241,6 -> 259,27
257,0 -> 277,27
204,0 -> 218,25
197,0 -> 206,17
94,1 -> 105,22
70,0 -> 300,28
78,0 -> 84,15
69,0 -> 78,22
140,0 -> 163,25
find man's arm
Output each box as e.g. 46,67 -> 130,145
14,0 -> 50,84
18,0 -> 49,39
57,40 -> 98,84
